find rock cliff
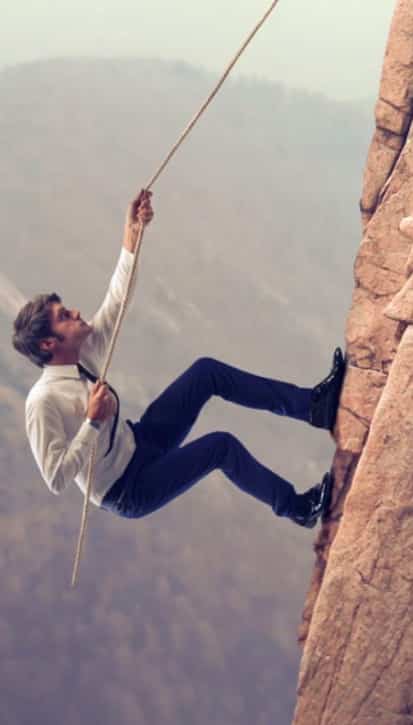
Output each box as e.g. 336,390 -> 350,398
293,2 -> 413,723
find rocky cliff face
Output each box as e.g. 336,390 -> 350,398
293,2 -> 413,723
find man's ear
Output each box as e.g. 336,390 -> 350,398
39,337 -> 56,353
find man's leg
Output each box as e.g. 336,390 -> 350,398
112,429 -> 331,528
135,356 -> 313,455
119,430 -> 297,519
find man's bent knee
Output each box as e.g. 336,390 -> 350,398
207,430 -> 239,453
192,356 -> 217,372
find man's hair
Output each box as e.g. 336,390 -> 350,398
12,293 -> 63,368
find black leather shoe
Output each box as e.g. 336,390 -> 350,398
289,472 -> 333,529
309,348 -> 345,431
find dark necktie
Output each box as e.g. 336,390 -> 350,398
77,362 -> 120,458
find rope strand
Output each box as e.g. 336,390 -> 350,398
71,0 -> 282,588
71,223 -> 145,588
146,0 -> 281,191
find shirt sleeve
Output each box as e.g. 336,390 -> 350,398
80,246 -> 140,372
26,396 -> 100,495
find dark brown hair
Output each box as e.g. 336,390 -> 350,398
12,293 -> 63,368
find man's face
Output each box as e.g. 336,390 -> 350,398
44,302 -> 92,357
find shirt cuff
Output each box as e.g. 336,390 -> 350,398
77,419 -> 101,446
120,246 -> 135,261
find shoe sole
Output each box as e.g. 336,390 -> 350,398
305,473 -> 334,528
321,473 -> 334,522
328,355 -> 346,431
310,348 -> 346,430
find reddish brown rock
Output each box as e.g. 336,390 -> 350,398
294,326 -> 413,724
294,3 -> 413,723
385,275 -> 413,323
335,366 -> 386,453
360,0 -> 413,228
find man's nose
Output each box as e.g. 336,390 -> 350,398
73,309 -> 80,320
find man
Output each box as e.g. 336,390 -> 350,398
12,191 -> 345,529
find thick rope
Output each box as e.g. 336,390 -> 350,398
71,224 -> 145,587
71,0 -> 282,588
146,0 -> 281,191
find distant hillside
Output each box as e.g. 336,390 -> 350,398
0,58 -> 372,725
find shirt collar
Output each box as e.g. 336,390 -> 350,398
41,364 -> 81,382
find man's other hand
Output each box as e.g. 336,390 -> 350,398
127,190 -> 154,229
87,381 -> 117,422
123,190 -> 154,251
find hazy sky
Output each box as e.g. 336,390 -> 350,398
1,0 -> 395,100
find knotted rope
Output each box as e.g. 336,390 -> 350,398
71,0 -> 282,587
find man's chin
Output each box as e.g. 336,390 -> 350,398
80,323 -> 93,340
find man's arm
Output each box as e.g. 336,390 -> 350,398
80,191 -> 154,372
26,397 -> 100,496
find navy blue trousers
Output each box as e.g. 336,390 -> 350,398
100,357 -> 313,519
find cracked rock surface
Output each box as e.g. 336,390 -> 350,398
361,0 -> 413,229
294,2 -> 413,723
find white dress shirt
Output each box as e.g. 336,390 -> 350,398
25,247 -> 138,507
